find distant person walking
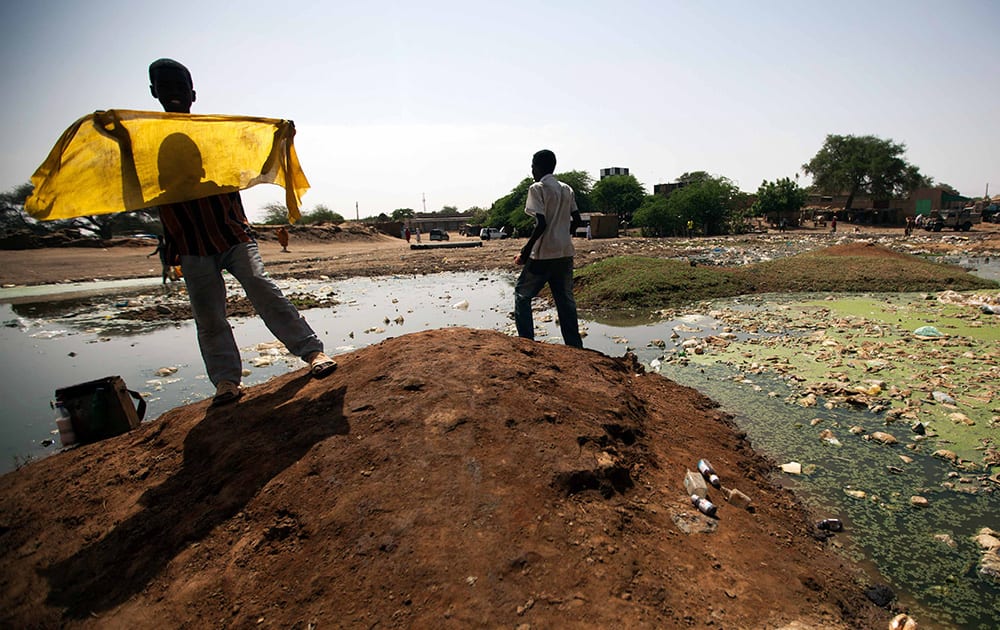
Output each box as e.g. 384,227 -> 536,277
831,215 -> 837,233
513,149 -> 584,348
415,227 -> 421,243
147,235 -> 171,284
276,226 -> 289,252
405,227 -> 411,243
904,216 -> 914,236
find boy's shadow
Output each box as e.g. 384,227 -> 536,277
42,378 -> 348,618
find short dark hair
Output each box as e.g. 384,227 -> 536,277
532,149 -> 556,175
149,58 -> 193,87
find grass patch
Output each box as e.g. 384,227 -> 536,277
575,246 -> 998,310
574,257 -> 753,309
739,251 -> 996,294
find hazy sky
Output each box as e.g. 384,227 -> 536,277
2,0 -> 997,221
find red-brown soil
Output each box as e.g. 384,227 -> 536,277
0,328 -> 888,628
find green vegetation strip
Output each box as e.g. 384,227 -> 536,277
574,249 -> 997,311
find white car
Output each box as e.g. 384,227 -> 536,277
479,228 -> 508,240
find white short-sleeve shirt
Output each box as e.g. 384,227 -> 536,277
525,174 -> 577,260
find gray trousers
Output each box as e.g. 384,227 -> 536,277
181,242 -> 323,386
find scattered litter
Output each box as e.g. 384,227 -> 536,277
780,462 -> 802,475
452,300 -> 469,310
912,326 -> 943,338
931,391 -> 957,405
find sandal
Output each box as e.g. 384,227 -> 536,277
307,351 -> 337,378
211,381 -> 244,407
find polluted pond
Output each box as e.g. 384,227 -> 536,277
641,290 -> 1000,629
1,272 -> 999,627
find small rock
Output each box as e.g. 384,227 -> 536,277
933,533 -> 956,548
819,429 -> 841,446
910,496 -> 930,508
845,489 -> 867,499
932,449 -> 959,464
889,613 -> 919,630
869,431 -> 898,445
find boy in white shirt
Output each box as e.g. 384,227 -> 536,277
513,149 -> 583,348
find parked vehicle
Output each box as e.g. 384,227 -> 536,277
428,228 -> 449,241
479,227 -> 508,240
923,208 -> 982,232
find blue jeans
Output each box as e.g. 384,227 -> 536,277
181,242 -> 323,386
514,257 -> 583,348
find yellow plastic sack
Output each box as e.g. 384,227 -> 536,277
26,109 -> 310,223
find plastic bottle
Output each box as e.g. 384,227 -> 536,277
697,459 -> 721,488
691,494 -> 718,517
54,400 -> 77,447
684,470 -> 708,498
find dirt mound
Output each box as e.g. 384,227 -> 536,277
255,222 -> 387,244
0,328 -> 887,628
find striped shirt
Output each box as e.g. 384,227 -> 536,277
158,192 -> 254,260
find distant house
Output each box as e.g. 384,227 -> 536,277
600,167 -> 629,179
802,187 -> 970,226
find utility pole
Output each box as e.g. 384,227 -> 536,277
422,193 -> 426,214
355,201 -> 359,221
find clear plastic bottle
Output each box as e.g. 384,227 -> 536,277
697,459 -> 721,488
54,401 -> 76,447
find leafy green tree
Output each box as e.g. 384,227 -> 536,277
301,204 -> 344,224
391,208 -> 415,221
632,194 -> 680,236
259,202 -> 290,225
464,206 -> 488,224
677,171 -> 713,185
556,170 -> 595,215
634,174 -> 740,237
752,177 -> 807,226
591,174 -> 646,224
802,134 -> 928,210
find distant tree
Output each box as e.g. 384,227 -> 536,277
301,204 -> 344,224
591,174 -> 646,224
752,177 -> 807,226
376,212 -> 390,222
486,178 -> 534,233
259,202 -> 290,225
391,208 -> 415,221
634,174 -> 740,236
555,170 -> 594,215
464,206 -> 488,224
803,134 -> 928,210
632,194 -> 679,236
0,183 -> 40,236
676,171 -> 713,185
